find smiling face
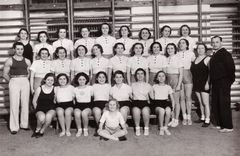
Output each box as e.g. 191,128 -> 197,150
162,27 -> 171,37
58,29 -> 67,39
40,50 -> 49,60
101,24 -> 109,35
97,73 -> 106,84
92,46 -> 102,57
136,70 -> 145,82
19,30 -> 28,40
152,43 -> 161,55
179,39 -> 187,51
157,72 -> 166,84
45,76 -> 54,87
134,44 -> 143,56
78,76 -> 87,86
120,26 -> 129,37
181,26 -> 190,37
81,28 -> 90,38
114,74 -> 124,84
108,100 -> 117,112
211,37 -> 222,50
57,49 -> 66,59
115,44 -> 124,55
39,33 -> 47,43
77,46 -> 86,57
197,44 -> 206,56
58,75 -> 67,86
141,29 -> 150,40
166,45 -> 176,56
15,45 -> 24,56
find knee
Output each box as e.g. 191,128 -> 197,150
74,110 -> 81,118
57,109 -> 64,117
38,114 -> 45,123
65,109 -> 73,117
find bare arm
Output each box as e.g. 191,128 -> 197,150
108,68 -> 112,85
127,67 -> 131,85
169,93 -> 175,110
32,87 -> 41,109
30,71 -> 35,94
145,68 -> 149,83
3,58 -> 12,82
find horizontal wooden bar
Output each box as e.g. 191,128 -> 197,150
0,4 -> 23,11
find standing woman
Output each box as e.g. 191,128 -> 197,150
32,73 -> 56,138
156,25 -> 173,55
177,39 -> 195,125
53,28 -> 74,59
127,42 -> 149,85
3,42 -> 31,134
190,43 -> 210,127
177,25 -> 196,53
16,28 -> 33,63
165,43 -> 183,127
70,45 -> 91,82
55,73 -> 75,137
138,28 -> 153,57
95,23 -> 116,58
116,25 -> 136,56
33,31 -> 54,60
108,43 -> 129,84
110,70 -> 132,122
74,27 -> 95,57
51,47 -> 71,77
73,72 -> 93,137
92,72 -> 111,126
91,44 -> 109,84
30,48 -> 53,94
147,42 -> 167,85
131,68 -> 152,136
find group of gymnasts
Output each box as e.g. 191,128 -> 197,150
3,23 -> 213,141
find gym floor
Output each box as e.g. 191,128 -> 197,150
0,111 -> 239,156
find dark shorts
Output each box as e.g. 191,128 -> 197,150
36,103 -> 55,114
119,101 -> 131,108
153,100 -> 172,111
56,101 -> 74,110
132,100 -> 149,109
36,108 -> 55,114
93,101 -> 108,110
75,102 -> 91,110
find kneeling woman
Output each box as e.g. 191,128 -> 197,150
55,73 -> 75,137
73,72 -> 93,137
110,70 -> 132,122
131,68 -> 152,136
150,71 -> 175,136
98,99 -> 127,141
32,73 -> 56,138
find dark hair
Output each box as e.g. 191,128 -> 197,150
54,46 -> 67,59
149,42 -> 162,54
211,35 -> 222,42
178,38 -> 189,51
160,25 -> 172,36
56,27 -> 68,38
57,73 -> 69,85
138,28 -> 151,40
92,44 -> 103,58
113,70 -> 125,79
154,71 -> 167,84
165,43 -> 177,57
41,73 -> 55,85
79,27 -> 90,38
74,72 -> 89,86
13,42 -> 24,49
179,24 -> 191,36
17,28 -> 29,40
196,42 -> 208,54
37,31 -> 50,43
75,45 -> 87,57
134,68 -> 146,81
113,42 -> 125,55
130,42 -> 144,56
37,48 -> 50,57
118,25 -> 132,38
98,23 -> 112,36
95,71 -> 108,83
105,99 -> 120,111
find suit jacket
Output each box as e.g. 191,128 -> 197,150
210,47 -> 235,84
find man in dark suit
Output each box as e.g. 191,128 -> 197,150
210,35 -> 235,133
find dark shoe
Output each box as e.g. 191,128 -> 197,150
93,131 -> 99,137
118,136 -> 127,141
202,122 -> 210,127
11,131 -> 18,135
31,132 -> 39,138
100,136 -> 109,141
21,128 -> 31,131
36,132 -> 44,138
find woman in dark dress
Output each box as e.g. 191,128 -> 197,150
17,28 -> 33,63
190,43 -> 210,127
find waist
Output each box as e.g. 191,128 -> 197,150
10,75 -> 28,78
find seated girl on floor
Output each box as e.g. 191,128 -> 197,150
98,99 -> 127,141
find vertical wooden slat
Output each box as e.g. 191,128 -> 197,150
67,0 -> 74,40
111,0 -> 116,37
198,0 -> 203,42
153,0 -> 159,40
24,0 -> 30,32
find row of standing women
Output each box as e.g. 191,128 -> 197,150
4,24 -> 211,138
